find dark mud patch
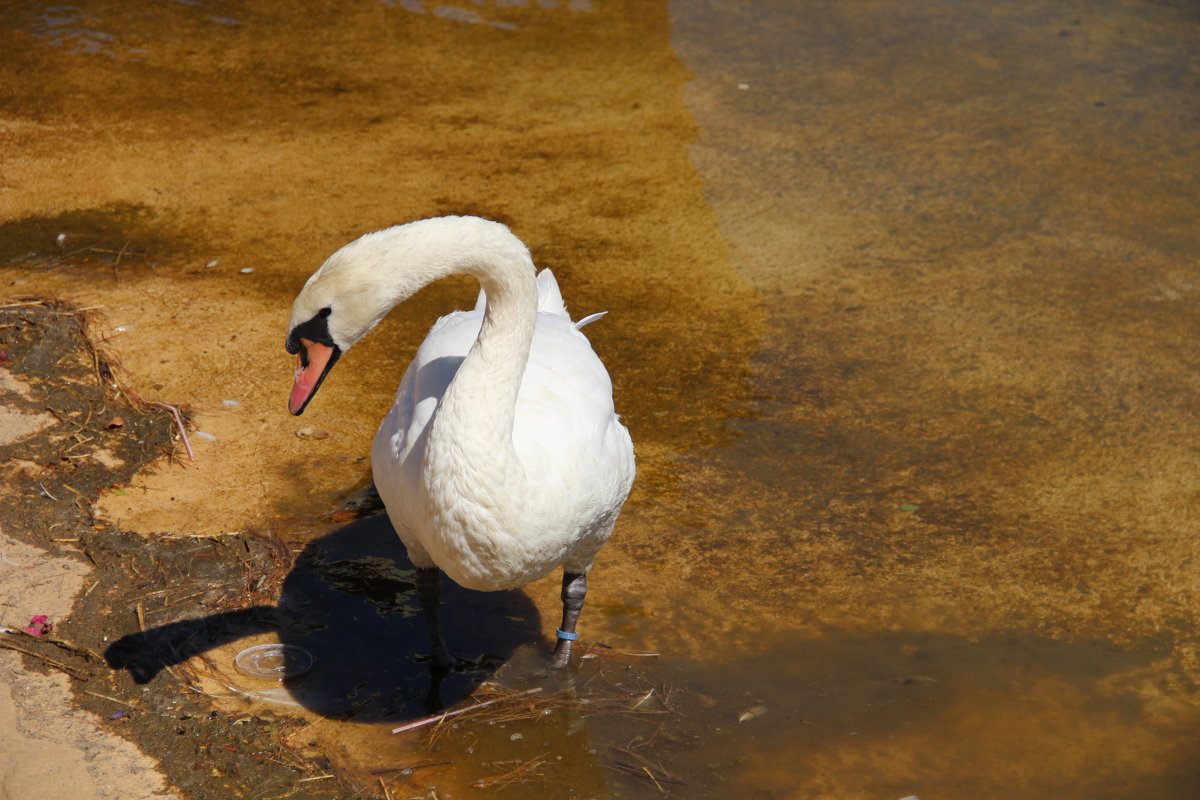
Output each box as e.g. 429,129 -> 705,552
0,296 -> 176,543
0,204 -> 203,276
72,530 -> 352,800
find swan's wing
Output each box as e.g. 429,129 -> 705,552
380,309 -> 481,453
373,308 -> 482,543
514,313 -> 633,500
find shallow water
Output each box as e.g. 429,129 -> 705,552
3,0 -> 1200,797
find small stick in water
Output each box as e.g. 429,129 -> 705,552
391,687 -> 542,734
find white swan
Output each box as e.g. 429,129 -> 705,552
285,216 -> 635,669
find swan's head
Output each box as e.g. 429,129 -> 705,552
285,232 -> 402,415
286,216 -> 525,415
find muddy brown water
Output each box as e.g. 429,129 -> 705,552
2,0 -> 1200,797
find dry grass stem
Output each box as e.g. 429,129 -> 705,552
84,690 -> 137,707
392,687 -> 543,734
472,753 -> 549,790
0,636 -> 88,681
149,401 -> 195,461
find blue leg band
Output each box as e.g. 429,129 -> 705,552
555,629 -> 579,641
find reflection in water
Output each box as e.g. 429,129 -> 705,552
379,0 -> 593,31
28,6 -> 132,58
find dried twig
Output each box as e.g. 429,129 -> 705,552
473,753 -> 550,790
40,636 -> 105,663
0,636 -> 87,681
607,744 -> 687,790
84,690 -> 136,707
391,688 -> 543,734
149,401 -> 195,461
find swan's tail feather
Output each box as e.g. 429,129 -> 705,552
535,269 -> 568,316
537,269 -> 607,328
574,311 -> 607,329
474,269 -> 571,318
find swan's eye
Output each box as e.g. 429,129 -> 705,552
285,307 -> 334,355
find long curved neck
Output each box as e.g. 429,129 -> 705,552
436,250 -> 538,454
414,228 -> 537,496
308,216 -> 539,495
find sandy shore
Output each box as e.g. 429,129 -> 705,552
0,530 -> 177,800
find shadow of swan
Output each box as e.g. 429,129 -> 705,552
104,515 -> 541,719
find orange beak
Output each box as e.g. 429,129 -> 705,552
288,338 -> 339,415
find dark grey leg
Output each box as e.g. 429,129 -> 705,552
550,571 -> 587,669
416,567 -> 453,671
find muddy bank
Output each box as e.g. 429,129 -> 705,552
0,300 -> 340,799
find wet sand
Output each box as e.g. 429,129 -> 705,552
2,0 -> 1199,797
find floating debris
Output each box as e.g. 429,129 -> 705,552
234,643 -> 315,680
738,704 -> 767,723
392,687 -> 544,734
473,752 -> 550,790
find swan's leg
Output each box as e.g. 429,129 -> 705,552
550,571 -> 587,669
415,567 -> 453,670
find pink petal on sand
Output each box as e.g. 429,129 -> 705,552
22,615 -> 52,636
